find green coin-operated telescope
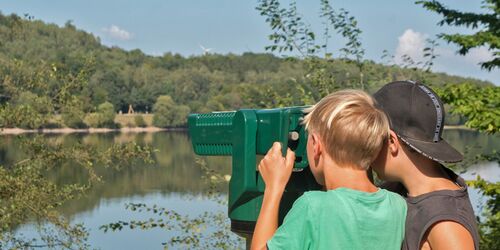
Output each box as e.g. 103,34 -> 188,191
188,106 -> 321,237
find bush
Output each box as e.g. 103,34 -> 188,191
84,102 -> 117,128
84,113 -> 101,128
0,104 -> 46,129
15,91 -> 54,115
134,115 -> 148,127
42,122 -> 63,129
62,109 -> 86,128
152,95 -> 190,128
0,91 -> 55,129
97,102 -> 116,128
172,105 -> 190,126
61,99 -> 87,128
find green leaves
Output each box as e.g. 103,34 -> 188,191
417,0 -> 499,71
437,81 -> 499,250
152,95 -> 190,128
436,83 -> 500,133
84,101 -> 117,128
257,0 -> 368,92
256,0 -> 319,56
467,175 -> 500,250
101,159 -> 243,249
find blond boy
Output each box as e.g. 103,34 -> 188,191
251,90 -> 407,250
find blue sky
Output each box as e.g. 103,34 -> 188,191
1,0 -> 498,84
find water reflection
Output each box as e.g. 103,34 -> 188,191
1,132 -> 231,219
442,129 -> 500,162
1,130 -> 498,217
2,129 -> 498,249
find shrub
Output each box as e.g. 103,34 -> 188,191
0,104 -> 45,129
97,102 -> 116,128
134,115 -> 148,127
152,95 -> 190,128
84,113 -> 101,128
62,109 -> 86,128
61,99 -> 87,128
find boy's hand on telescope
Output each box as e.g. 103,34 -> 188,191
258,142 -> 295,194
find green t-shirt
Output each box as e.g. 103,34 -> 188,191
267,188 -> 407,250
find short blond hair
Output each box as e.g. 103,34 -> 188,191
303,90 -> 389,170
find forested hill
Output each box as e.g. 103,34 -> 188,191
0,12 -> 493,114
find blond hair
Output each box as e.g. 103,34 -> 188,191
303,90 -> 389,170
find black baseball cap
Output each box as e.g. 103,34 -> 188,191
373,80 -> 463,163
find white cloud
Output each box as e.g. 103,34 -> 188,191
435,46 -> 494,65
394,29 -> 428,65
102,25 -> 133,41
432,46 -> 499,84
463,47 -> 494,65
392,29 -> 499,85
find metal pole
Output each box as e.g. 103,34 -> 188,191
245,234 -> 253,250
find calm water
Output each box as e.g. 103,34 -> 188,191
2,130 -> 499,249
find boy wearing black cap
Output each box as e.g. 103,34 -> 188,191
372,81 -> 479,250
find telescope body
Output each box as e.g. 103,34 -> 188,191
188,107 -> 321,235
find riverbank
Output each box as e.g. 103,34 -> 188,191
0,127 -> 187,135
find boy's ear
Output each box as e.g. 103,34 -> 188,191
311,133 -> 322,159
388,130 -> 400,156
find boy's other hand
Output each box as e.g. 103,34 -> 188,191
258,142 -> 295,193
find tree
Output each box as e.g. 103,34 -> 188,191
435,83 -> 499,133
61,97 -> 87,129
0,11 -> 493,118
417,0 -> 499,71
152,95 -> 190,128
134,115 -> 147,128
97,101 -> 116,128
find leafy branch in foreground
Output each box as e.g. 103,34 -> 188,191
0,135 -> 154,249
0,54 -> 155,249
256,0 -> 368,93
467,174 -> 500,250
256,0 -> 318,56
417,0 -> 499,71
435,82 -> 499,133
100,158 -> 243,250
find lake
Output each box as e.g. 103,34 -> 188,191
3,130 -> 499,249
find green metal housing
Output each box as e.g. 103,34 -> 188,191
188,107 -> 321,235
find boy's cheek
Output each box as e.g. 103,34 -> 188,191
371,154 -> 388,180
371,165 -> 387,181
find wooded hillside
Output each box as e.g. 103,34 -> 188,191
0,12 -> 492,126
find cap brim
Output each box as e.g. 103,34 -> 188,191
397,135 -> 463,163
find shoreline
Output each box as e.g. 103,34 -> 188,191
0,125 -> 473,135
0,127 -> 187,135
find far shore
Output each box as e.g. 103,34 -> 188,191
0,125 -> 473,135
0,126 -> 187,135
